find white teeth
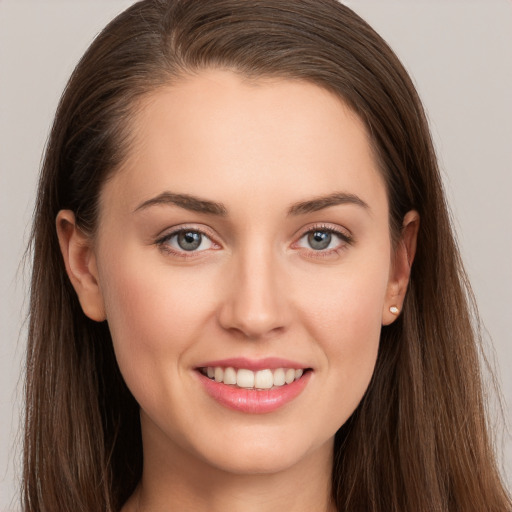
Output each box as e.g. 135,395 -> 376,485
223,367 -> 237,385
254,369 -> 273,389
203,366 -> 307,389
214,367 -> 224,382
285,368 -> 295,384
237,369 -> 255,388
273,368 -> 285,387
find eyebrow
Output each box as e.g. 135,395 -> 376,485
286,192 -> 369,216
134,190 -> 369,216
134,192 -> 228,216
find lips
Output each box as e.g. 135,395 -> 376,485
195,358 -> 312,413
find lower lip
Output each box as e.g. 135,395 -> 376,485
197,370 -> 311,414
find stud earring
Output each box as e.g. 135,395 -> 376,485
389,306 -> 400,315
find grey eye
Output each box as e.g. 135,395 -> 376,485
307,230 -> 332,250
177,231 -> 203,251
158,228 -> 215,255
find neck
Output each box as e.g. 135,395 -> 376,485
123,418 -> 336,512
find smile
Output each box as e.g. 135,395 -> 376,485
200,366 -> 305,390
196,361 -> 312,414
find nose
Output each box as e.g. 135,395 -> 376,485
217,244 -> 291,340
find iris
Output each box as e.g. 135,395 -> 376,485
177,231 -> 202,251
308,231 -> 332,250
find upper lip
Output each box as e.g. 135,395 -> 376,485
196,357 -> 310,372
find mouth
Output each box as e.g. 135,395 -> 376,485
195,362 -> 312,414
198,366 -> 309,390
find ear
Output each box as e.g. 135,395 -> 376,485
56,210 -> 106,322
382,210 -> 420,325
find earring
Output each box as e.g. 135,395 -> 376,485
389,306 -> 400,315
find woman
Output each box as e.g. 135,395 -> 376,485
24,0 -> 511,511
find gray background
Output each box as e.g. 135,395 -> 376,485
1,1 -> 511,509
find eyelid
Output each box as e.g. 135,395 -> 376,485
294,223 -> 353,243
155,222 -> 218,240
155,224 -> 222,257
291,223 -> 353,256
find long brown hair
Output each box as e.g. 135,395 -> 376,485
24,1 -> 511,510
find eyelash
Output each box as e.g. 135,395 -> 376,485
155,224 -> 353,259
155,225 -> 219,259
294,224 -> 353,258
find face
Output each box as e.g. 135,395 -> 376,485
64,70 -> 412,476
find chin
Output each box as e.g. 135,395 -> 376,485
189,426 -> 331,476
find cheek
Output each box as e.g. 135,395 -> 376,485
298,255 -> 389,344
295,253 -> 390,414
97,252 -> 215,391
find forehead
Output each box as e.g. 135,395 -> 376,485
100,69 -> 387,218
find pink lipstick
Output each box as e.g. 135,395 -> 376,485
195,358 -> 312,414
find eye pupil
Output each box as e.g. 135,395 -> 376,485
177,231 -> 202,251
308,231 -> 331,250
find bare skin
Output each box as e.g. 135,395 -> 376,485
57,70 -> 418,512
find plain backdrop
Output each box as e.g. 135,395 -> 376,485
1,1 -> 511,509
